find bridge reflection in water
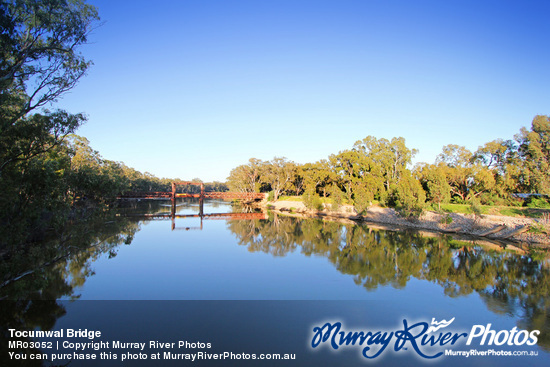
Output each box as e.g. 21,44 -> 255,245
119,181 -> 267,230
122,199 -> 267,230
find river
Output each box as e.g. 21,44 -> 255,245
1,199 -> 549,366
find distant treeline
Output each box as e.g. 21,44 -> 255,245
227,115 -> 550,215
0,131 -> 227,247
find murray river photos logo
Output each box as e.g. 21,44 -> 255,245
310,318 -> 540,359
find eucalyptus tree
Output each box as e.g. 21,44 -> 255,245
516,115 -> 550,195
291,163 -> 306,196
0,0 -> 99,173
0,0 -> 99,245
262,157 -> 296,201
416,163 -> 451,210
473,139 -> 516,171
391,170 -> 426,216
329,149 -> 362,201
302,160 -> 334,197
226,158 -> 264,192
436,144 -> 496,201
330,136 -> 417,205
353,136 -> 418,193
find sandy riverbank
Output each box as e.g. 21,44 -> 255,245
261,200 -> 550,247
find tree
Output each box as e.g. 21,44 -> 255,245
472,139 -> 516,172
417,163 -> 451,210
290,163 -> 306,196
353,136 -> 417,192
226,158 -> 264,193
0,110 -> 84,174
329,150 -> 363,201
329,136 -> 416,204
262,157 -> 296,201
0,1 -> 99,246
352,183 -> 373,215
302,160 -> 335,197
436,144 -> 473,168
391,171 -> 426,217
0,0 -> 99,175
472,139 -> 520,200
436,144 -> 495,201
516,115 -> 550,195
0,0 -> 99,122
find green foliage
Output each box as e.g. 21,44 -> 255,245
226,157 -> 296,201
477,192 -> 512,206
302,188 -> 324,211
226,158 -> 263,193
267,191 -> 274,202
228,117 -> 550,220
528,223 -> 549,235
391,172 -> 426,218
468,197 -> 483,224
262,157 -> 296,201
329,135 -> 416,204
0,0 -> 99,119
329,184 -> 344,212
417,163 -> 451,210
440,214 -> 454,226
0,0 -> 99,179
0,0 -> 102,248
300,160 -> 335,198
352,184 -> 373,215
524,196 -> 550,209
517,116 -> 550,195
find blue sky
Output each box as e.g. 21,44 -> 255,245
60,0 -> 550,182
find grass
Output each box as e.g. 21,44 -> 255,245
528,223 -> 549,235
277,195 -> 352,205
439,203 -> 550,219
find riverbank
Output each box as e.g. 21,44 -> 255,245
262,200 -> 550,247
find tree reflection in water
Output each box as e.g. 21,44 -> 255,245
227,215 -> 550,350
0,209 -> 142,366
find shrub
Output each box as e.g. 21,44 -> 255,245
528,223 -> 549,235
468,197 -> 483,224
525,196 -> 550,209
530,213 -> 550,234
329,185 -> 344,212
353,185 -> 373,215
302,189 -> 324,211
439,214 -> 454,226
451,197 -> 466,204
478,193 -> 512,206
397,206 -> 424,220
392,174 -> 426,218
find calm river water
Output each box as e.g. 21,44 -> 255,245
1,199 -> 549,366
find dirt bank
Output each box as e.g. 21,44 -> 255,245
263,200 -> 550,247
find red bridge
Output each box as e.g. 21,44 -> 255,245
119,181 -> 266,201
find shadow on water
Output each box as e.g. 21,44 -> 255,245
0,206 -> 143,366
0,199 -> 549,361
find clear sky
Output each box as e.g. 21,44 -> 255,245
59,0 -> 550,182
